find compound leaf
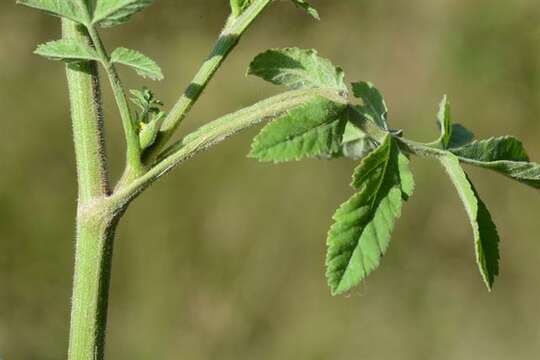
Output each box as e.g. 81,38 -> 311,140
35,39 -> 98,62
93,0 -> 154,27
249,97 -> 347,162
290,0 -> 320,20
326,136 -> 404,295
248,48 -> 347,93
439,154 -> 500,290
451,136 -> 540,189
111,47 -> 163,80
352,81 -> 389,130
17,0 -> 89,24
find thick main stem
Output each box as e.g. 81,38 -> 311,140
69,209 -> 119,360
63,18 -> 118,360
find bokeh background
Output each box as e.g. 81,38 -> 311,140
1,1 -> 539,359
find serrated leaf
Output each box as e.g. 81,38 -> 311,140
326,136 -> 404,295
290,0 -> 320,20
451,136 -> 540,189
34,39 -> 99,63
17,0 -> 89,24
111,47 -> 163,80
248,48 -> 347,93
439,154 -> 500,290
249,98 -> 347,162
93,0 -> 154,27
352,82 -> 389,130
230,0 -> 252,17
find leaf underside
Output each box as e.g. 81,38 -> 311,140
111,47 -> 163,80
437,95 -> 452,149
17,0 -> 88,24
337,121 -> 378,160
451,136 -> 540,189
439,154 -> 500,290
290,0 -> 320,20
35,39 -> 99,62
93,0 -> 154,27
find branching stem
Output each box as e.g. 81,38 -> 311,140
63,18 -> 119,360
114,88 -> 346,204
144,0 -> 273,162
86,26 -> 144,176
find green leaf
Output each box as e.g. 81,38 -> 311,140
352,82 -> 389,130
93,0 -> 154,27
249,97 -> 347,162
111,47 -> 163,80
34,39 -> 99,63
17,0 -> 89,24
451,136 -> 540,189
449,123 -> 475,148
432,96 -> 474,148
230,0 -> 252,17
139,112 -> 166,150
326,136 -> 404,295
290,0 -> 320,20
248,48 -> 347,93
439,154 -> 500,290
398,153 -> 415,200
338,121 -> 378,160
129,87 -> 163,116
436,95 -> 452,149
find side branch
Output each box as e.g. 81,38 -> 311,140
114,88 -> 345,204
143,0 -> 274,162
86,26 -> 144,175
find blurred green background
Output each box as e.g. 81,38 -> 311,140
1,1 -> 539,359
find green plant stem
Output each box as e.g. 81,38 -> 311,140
63,21 -> 110,206
144,0 -> 273,162
114,88 -> 346,204
63,18 -> 121,360
69,206 -> 119,360
86,26 -> 144,177
397,137 -> 448,158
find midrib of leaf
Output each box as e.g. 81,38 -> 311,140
331,137 -> 398,294
343,141 -> 392,281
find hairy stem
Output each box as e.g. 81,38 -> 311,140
63,18 -> 120,360
87,26 -> 144,177
63,21 -> 110,204
114,88 -> 346,204
68,206 -> 120,360
144,0 -> 273,162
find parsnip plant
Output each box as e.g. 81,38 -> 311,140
17,0 -> 540,359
